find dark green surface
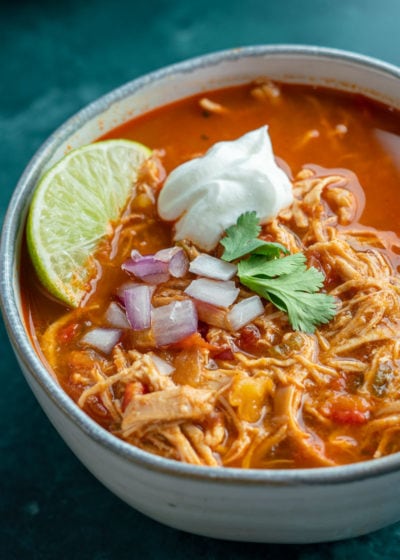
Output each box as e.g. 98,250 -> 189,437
2,1 -> 400,558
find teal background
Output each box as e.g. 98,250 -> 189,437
2,0 -> 400,558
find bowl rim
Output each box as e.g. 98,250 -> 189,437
2,43 -> 400,486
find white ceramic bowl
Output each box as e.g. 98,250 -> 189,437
2,45 -> 400,544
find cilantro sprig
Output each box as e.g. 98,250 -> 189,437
221,211 -> 288,261
220,212 -> 336,333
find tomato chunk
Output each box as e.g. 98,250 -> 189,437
322,394 -> 371,425
58,322 -> 80,344
170,331 -> 215,351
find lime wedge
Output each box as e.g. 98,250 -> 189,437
27,139 -> 151,307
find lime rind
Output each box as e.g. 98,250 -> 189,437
27,139 -> 152,307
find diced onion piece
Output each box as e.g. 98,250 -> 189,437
169,251 -> 189,278
105,302 -> 130,329
154,247 -> 176,261
194,300 -> 229,329
152,299 -> 198,347
81,328 -> 122,354
227,296 -> 264,331
117,282 -> 155,304
189,254 -> 237,280
116,281 -> 139,303
149,352 -> 175,375
185,278 -> 239,308
124,285 -> 152,330
155,246 -> 189,278
122,255 -> 169,284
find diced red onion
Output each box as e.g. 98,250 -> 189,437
155,247 -> 176,261
149,352 -> 175,375
116,282 -> 155,305
184,278 -> 239,308
124,285 -> 152,330
194,299 -> 229,329
105,301 -> 131,329
130,249 -> 142,259
227,296 -> 264,331
122,255 -> 169,284
81,328 -> 122,354
151,299 -> 198,347
116,281 -> 138,304
155,246 -> 189,278
189,254 -> 237,280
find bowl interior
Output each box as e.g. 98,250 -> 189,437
3,45 -> 400,483
47,47 -> 400,169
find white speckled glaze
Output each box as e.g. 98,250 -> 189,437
2,46 -> 400,543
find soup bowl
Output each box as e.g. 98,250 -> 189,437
2,45 -> 400,544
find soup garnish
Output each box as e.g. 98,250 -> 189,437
157,126 -> 293,251
220,211 -> 336,333
22,80 -> 400,469
26,139 -> 151,306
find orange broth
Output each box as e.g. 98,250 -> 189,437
21,81 -> 400,468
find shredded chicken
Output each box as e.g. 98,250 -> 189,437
250,79 -> 281,102
198,97 -> 228,115
121,386 -> 216,436
42,165 -> 400,469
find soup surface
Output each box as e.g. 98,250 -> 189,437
22,80 -> 400,468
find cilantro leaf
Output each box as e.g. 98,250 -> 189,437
238,252 -> 307,279
220,211 -> 287,261
219,212 -> 337,333
251,242 -> 289,258
238,266 -> 337,333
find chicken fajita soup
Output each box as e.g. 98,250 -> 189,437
22,80 -> 400,469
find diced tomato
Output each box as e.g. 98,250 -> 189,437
323,394 -> 370,425
58,322 -> 79,344
330,408 -> 368,425
212,347 -> 235,361
170,331 -> 216,351
237,324 -> 261,353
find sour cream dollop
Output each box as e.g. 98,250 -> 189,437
157,126 -> 293,251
